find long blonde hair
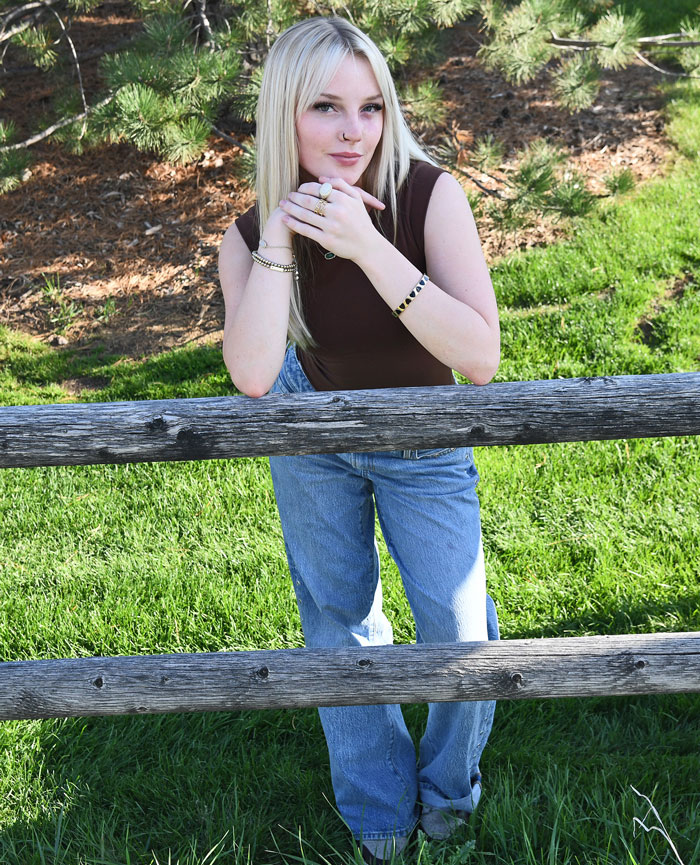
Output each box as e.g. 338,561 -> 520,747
255,16 -> 436,348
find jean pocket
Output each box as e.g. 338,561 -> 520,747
401,447 -> 458,460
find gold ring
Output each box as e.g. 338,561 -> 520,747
319,182 -> 333,200
314,199 -> 328,216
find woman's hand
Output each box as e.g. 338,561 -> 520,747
278,176 -> 385,261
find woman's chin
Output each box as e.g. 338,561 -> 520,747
322,161 -> 365,187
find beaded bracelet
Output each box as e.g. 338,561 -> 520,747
251,250 -> 296,273
392,273 -> 429,317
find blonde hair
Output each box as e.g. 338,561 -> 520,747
255,16 -> 436,348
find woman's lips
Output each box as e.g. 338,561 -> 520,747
330,154 -> 362,164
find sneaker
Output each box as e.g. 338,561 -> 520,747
419,806 -> 469,840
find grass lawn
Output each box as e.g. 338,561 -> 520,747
1,10 -> 699,865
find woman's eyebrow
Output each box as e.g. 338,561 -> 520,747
319,92 -> 383,101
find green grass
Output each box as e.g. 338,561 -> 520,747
612,0 -> 700,34
1,15 -> 700,865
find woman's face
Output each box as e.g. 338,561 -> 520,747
296,55 -> 384,188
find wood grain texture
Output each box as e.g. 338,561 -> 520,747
1,372 -> 699,468
2,632 -> 698,721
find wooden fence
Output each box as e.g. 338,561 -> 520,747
1,371 -> 699,721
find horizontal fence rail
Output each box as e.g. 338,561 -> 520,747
2,374 -> 698,723
1,372 -> 700,469
1,633 -> 699,721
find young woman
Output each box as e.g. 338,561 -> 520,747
219,16 -> 500,863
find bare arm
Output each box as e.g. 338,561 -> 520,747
222,184 -> 387,397
218,210 -> 293,398
356,172 -> 499,385
278,171 -> 500,385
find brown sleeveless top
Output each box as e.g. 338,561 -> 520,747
235,160 -> 454,390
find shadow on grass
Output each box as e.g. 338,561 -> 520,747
1,332 -> 235,405
0,708 -> 342,865
502,589 -> 700,640
2,689 -> 699,865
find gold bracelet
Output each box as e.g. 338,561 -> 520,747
392,273 -> 429,317
259,238 -> 292,250
251,250 -> 296,273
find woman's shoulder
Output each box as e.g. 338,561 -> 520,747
234,203 -> 259,252
394,160 -> 449,247
399,159 -> 449,210
408,158 -> 447,186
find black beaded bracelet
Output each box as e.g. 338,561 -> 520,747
392,273 -> 429,317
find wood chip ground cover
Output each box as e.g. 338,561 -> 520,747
0,10 -> 672,360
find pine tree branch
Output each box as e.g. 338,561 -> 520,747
0,12 -> 38,42
1,36 -> 133,74
634,50 -> 700,80
0,0 -> 59,29
638,33 -> 684,43
265,0 -> 273,49
452,164 -> 505,198
0,93 -> 114,152
645,41 -> 700,47
638,33 -> 700,47
550,31 -> 700,49
47,5 -> 88,137
549,32 -> 602,49
193,0 -> 217,50
209,123 -> 253,155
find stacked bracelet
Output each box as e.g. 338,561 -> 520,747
393,273 -> 429,317
259,238 -> 292,250
252,250 -> 296,273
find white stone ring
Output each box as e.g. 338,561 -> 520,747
319,182 -> 333,200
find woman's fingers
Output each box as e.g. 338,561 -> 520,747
285,191 -> 330,214
283,176 -> 384,260
279,197 -> 326,227
357,189 -> 386,211
279,207 -> 323,241
295,177 -> 385,212
320,176 -> 386,211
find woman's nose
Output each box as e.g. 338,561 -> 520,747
340,116 -> 362,142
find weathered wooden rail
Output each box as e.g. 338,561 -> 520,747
1,372 -> 699,468
1,371 -> 699,721
1,634 -> 698,722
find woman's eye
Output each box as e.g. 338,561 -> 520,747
364,103 -> 383,113
313,102 -> 334,113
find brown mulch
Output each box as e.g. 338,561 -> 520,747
0,11 -> 673,361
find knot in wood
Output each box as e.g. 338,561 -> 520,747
255,666 -> 269,680
176,427 -> 211,459
357,659 -> 372,669
634,658 -> 647,670
510,671 -> 523,686
92,676 -> 104,689
146,416 -> 168,433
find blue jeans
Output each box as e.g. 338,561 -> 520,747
269,345 -> 499,843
